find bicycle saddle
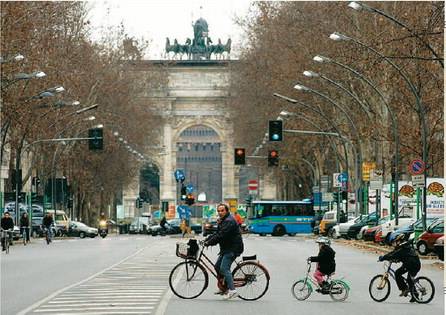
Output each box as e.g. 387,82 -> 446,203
242,255 -> 257,261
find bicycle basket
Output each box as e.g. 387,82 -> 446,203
176,239 -> 199,259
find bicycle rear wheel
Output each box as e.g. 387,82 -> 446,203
5,237 -> 9,254
291,279 -> 312,301
169,260 -> 208,299
232,261 -> 270,301
329,280 -> 349,302
369,274 -> 391,302
412,276 -> 435,304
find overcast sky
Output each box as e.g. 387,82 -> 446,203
87,0 -> 254,59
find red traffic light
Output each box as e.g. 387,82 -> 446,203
270,150 -> 278,158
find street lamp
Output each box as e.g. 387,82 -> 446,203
347,2 -> 443,67
0,53 -> 24,63
328,31 -> 428,227
292,83 -> 364,215
311,55 -> 401,220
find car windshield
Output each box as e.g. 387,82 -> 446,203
75,222 -> 86,227
378,217 -> 389,224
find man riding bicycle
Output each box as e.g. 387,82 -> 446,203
1,211 -> 14,251
42,212 -> 54,242
379,233 -> 421,302
204,203 -> 244,300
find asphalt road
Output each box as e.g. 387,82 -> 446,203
1,234 -> 444,315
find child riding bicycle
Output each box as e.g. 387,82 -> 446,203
309,237 -> 336,292
378,233 -> 421,302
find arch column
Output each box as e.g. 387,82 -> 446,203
160,121 -> 176,204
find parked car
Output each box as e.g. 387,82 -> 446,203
129,216 -> 150,234
148,218 -> 202,236
416,218 -> 444,255
68,221 -> 98,238
433,236 -> 444,261
347,212 -> 378,239
363,216 -> 390,242
319,211 -> 337,236
380,216 -> 417,244
374,228 -> 384,243
388,217 -> 439,245
203,219 -> 218,237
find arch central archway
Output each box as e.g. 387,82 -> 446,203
176,125 -> 222,204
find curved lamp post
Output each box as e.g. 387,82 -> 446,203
273,93 -> 352,186
303,69 -> 379,160
347,1 -> 443,68
293,83 -> 364,215
329,31 -> 428,227
312,54 -> 400,220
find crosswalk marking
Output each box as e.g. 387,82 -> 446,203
27,242 -> 177,314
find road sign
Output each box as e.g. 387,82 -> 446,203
186,183 -> 194,193
174,169 -> 185,182
322,192 -> 334,202
409,159 -> 425,175
320,175 -> 329,192
177,205 -> 191,219
333,173 -> 342,188
370,169 -> 383,190
362,162 -> 376,181
412,174 -> 425,188
248,180 -> 258,190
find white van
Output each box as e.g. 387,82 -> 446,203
45,210 -> 70,236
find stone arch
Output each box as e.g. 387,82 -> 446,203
172,119 -> 225,145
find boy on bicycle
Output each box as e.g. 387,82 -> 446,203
309,237 -> 336,292
379,234 -> 421,302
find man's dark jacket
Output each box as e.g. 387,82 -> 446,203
382,242 -> 421,272
310,245 -> 336,275
42,215 -> 54,227
205,213 -> 244,255
1,217 -> 14,230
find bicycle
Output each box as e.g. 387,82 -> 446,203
43,226 -> 52,245
1,228 -> 12,254
21,226 -> 30,245
369,260 -> 435,304
169,239 -> 270,300
291,259 -> 350,302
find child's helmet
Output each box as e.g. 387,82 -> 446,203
316,236 -> 331,246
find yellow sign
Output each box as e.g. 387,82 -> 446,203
362,162 -> 377,181
227,199 -> 238,213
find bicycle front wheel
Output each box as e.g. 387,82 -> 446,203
232,261 -> 270,301
169,260 -> 208,299
291,279 -> 312,301
369,274 -> 390,302
412,276 -> 435,304
329,280 -> 349,302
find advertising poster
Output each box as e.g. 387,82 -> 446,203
426,178 -> 444,217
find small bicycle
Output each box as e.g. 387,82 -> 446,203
169,239 -> 270,300
291,259 -> 350,302
369,260 -> 435,304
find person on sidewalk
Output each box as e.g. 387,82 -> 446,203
204,203 -> 244,300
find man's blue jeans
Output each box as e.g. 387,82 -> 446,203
215,252 -> 236,290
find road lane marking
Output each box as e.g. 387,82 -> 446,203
33,306 -> 154,312
16,246 -> 148,315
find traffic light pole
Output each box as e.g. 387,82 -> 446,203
15,136 -> 103,219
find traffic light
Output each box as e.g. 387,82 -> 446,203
185,194 -> 195,206
268,150 -> 279,167
88,128 -> 103,150
180,185 -> 187,200
268,120 -> 283,142
332,192 -> 339,204
341,191 -> 348,203
135,197 -> 143,209
245,195 -> 253,206
234,148 -> 246,165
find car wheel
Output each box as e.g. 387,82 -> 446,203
32,230 -> 37,238
288,233 -> 296,237
356,231 -> 363,240
417,241 -> 429,255
79,232 -> 86,239
259,233 -> 266,237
